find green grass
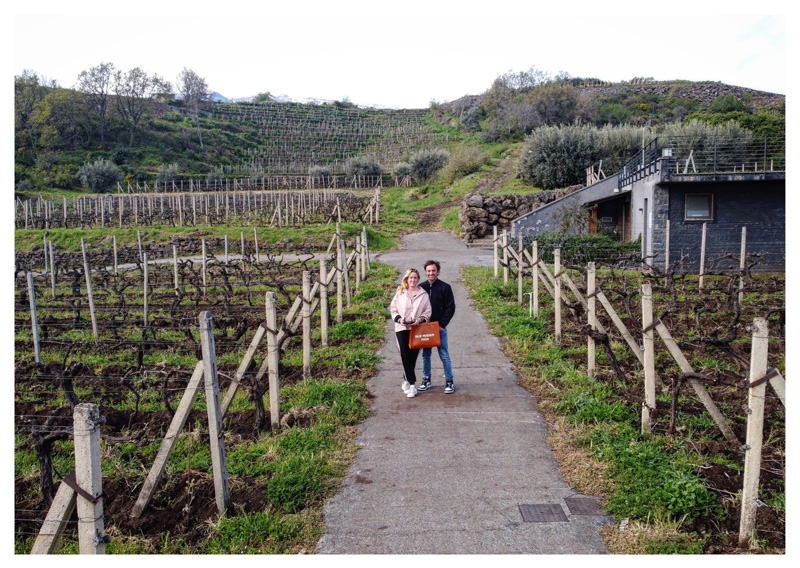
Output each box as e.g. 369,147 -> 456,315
460,265 -> 763,552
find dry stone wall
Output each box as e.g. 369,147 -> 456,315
459,185 -> 583,241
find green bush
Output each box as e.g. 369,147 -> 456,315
392,162 -> 411,179
409,148 -> 450,182
344,156 -> 382,177
156,162 -> 180,184
308,165 -> 331,178
77,159 -> 124,193
442,146 -> 490,181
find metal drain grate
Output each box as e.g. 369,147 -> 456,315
564,497 -> 604,516
518,503 -> 568,522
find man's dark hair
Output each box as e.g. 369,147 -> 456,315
424,260 -> 440,271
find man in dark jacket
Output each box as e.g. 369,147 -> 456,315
418,260 -> 456,393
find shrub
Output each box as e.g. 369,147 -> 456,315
442,146 -> 490,181
517,124 -> 598,189
409,148 -> 450,182
77,159 -> 124,193
344,156 -> 382,177
111,147 -> 131,165
392,162 -> 411,179
308,165 -> 331,179
462,105 -> 486,132
156,162 -> 180,184
206,168 -> 225,185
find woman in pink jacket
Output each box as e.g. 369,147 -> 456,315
390,268 -> 432,398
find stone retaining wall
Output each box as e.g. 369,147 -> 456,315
459,185 -> 582,241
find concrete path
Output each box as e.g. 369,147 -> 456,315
317,231 -> 610,554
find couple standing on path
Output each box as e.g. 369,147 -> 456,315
390,260 -> 456,398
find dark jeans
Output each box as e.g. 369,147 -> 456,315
395,329 -> 421,385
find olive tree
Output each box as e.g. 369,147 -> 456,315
77,159 -> 124,193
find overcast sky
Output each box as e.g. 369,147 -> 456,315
11,1 -> 788,109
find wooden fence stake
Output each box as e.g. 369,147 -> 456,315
173,245 -> 179,296
739,317 -> 769,548
27,273 -> 42,364
502,229 -> 509,284
49,241 -> 56,298
113,235 -> 118,273
131,362 -> 204,518
493,225 -> 499,278
254,227 -> 260,264
30,474 -> 77,553
202,239 -> 208,296
303,271 -> 312,379
74,403 -> 106,554
587,263 -> 596,378
198,311 -> 231,515
80,239 -> 99,345
739,226 -> 747,306
654,321 -> 740,445
320,259 -> 329,347
265,293 -> 281,431
641,283 -> 656,434
554,248 -> 562,343
532,241 -> 539,317
336,229 -> 344,323
517,237 -> 524,305
143,254 -> 149,327
221,325 -> 267,417
699,222 -> 707,289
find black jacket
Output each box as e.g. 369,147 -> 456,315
420,279 -> 455,328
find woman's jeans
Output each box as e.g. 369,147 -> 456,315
422,326 -> 453,381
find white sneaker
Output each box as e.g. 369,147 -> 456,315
402,380 -> 411,394
406,385 -> 418,398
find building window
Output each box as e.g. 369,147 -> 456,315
685,193 -> 713,220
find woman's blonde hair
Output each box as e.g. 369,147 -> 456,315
397,268 -> 420,294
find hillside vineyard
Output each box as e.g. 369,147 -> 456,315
207,101 -> 449,175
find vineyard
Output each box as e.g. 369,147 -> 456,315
15,189 -> 380,231
14,227 -> 395,553
468,236 -> 786,551
207,101 -> 450,175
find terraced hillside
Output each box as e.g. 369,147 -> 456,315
208,101 -> 451,175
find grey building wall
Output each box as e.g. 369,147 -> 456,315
511,173 -> 620,238
661,179 -> 785,272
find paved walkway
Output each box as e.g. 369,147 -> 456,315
317,232 -> 610,554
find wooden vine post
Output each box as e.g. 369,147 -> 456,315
532,241 -> 539,317
554,248 -> 562,343
26,273 -> 42,364
302,271 -> 312,380
502,229 -> 509,284
640,282 -> 656,435
586,263 -> 596,379
320,258 -> 329,347
493,225 -> 499,278
198,311 -> 231,515
80,239 -> 99,345
265,292 -> 281,431
739,317 -> 769,549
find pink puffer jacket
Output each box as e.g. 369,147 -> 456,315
389,288 -> 432,332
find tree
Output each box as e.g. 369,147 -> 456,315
114,67 -> 172,145
15,71 -> 58,150
77,62 -> 116,150
30,89 -> 94,150
176,67 -> 209,148
254,92 -> 273,104
77,159 -> 124,193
